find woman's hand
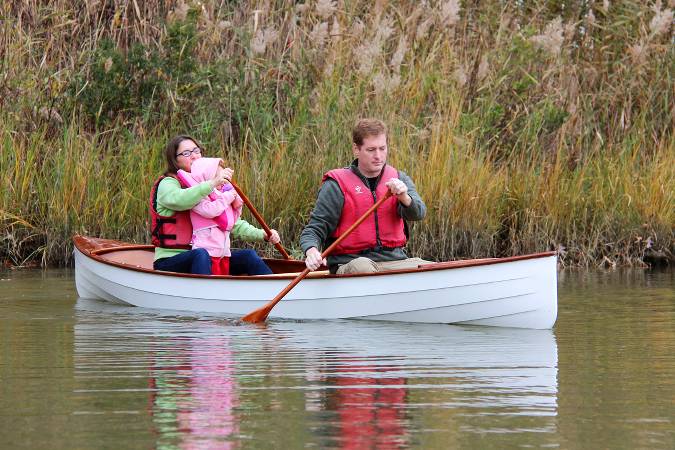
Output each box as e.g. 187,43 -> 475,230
265,229 -> 281,245
210,167 -> 233,188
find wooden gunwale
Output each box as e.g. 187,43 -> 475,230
73,235 -> 557,280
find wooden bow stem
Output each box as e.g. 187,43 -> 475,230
241,191 -> 394,323
230,180 -> 291,260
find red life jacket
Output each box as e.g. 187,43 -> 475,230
149,175 -> 193,249
324,165 -> 406,255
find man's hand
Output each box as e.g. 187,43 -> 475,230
265,229 -> 281,245
305,247 -> 326,271
385,178 -> 411,206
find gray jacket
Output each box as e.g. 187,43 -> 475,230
299,160 -> 426,272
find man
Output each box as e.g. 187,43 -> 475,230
300,118 -> 431,274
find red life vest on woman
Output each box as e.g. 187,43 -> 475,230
324,165 -> 406,255
149,175 -> 193,249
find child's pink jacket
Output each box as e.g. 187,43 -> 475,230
177,158 -> 242,258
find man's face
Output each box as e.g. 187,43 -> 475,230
353,133 -> 387,178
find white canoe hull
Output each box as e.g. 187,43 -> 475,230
74,237 -> 558,329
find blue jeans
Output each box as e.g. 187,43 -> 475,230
230,249 -> 272,275
153,248 -> 212,275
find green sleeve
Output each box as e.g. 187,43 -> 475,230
231,218 -> 266,241
156,177 -> 213,216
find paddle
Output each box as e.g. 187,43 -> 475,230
241,191 -> 393,324
229,180 -> 291,260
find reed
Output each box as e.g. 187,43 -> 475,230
1,0 -> 673,267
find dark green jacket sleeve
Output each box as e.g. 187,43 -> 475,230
299,179 -> 344,255
397,171 -> 426,221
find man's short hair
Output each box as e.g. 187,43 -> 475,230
352,118 -> 387,146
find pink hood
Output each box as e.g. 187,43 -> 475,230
189,158 -> 222,184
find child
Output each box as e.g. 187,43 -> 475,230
177,158 -> 243,275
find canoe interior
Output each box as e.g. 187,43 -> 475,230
73,235 -> 556,279
93,246 -> 310,274
74,235 -> 312,275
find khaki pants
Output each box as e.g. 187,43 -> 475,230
336,257 -> 434,275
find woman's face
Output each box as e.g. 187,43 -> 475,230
175,139 -> 202,171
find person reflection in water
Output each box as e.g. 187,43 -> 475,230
149,335 -> 238,448
326,359 -> 409,448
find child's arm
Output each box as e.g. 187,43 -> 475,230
220,190 -> 238,205
192,195 -> 230,219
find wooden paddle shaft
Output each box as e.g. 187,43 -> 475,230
316,191 -> 393,261
230,180 -> 291,260
241,191 -> 393,323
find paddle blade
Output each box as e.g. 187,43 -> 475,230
241,305 -> 272,323
241,267 -> 311,323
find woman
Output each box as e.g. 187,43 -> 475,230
150,135 -> 280,275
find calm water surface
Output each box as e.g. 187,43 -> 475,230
1,269 -> 673,449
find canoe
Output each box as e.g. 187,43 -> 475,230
73,235 -> 558,329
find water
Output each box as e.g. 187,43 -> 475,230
1,269 -> 673,449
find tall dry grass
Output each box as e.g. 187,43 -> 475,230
1,0 -> 673,267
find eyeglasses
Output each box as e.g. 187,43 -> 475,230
176,147 -> 201,158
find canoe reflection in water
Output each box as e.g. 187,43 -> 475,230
295,322 -> 558,446
75,299 -> 558,446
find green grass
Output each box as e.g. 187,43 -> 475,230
1,0 -> 673,267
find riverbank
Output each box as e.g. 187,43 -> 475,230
1,1 -> 673,268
